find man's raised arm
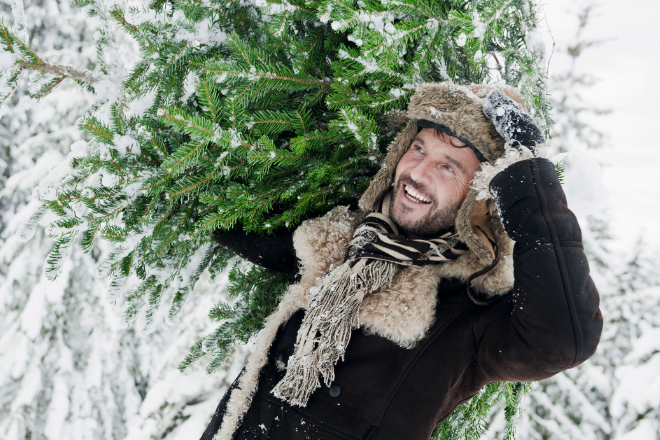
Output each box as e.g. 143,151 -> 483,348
473,156 -> 603,383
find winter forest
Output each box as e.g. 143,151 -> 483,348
1,0 -> 658,438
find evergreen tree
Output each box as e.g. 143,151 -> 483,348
0,2 -> 144,438
606,246 -> 660,440
1,0 -> 555,437
547,4 -> 610,154
0,1 -> 247,439
118,272 -> 251,440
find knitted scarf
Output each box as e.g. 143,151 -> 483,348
271,192 -> 467,407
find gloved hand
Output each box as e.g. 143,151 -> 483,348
482,89 -> 545,152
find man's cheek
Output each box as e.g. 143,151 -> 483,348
436,180 -> 465,205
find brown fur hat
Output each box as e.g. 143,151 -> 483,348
359,83 -> 527,264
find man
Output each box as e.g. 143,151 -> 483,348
202,83 -> 602,440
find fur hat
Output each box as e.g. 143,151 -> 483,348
359,83 -> 528,264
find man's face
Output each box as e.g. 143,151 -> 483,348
391,128 -> 482,237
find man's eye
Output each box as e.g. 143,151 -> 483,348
415,145 -> 424,153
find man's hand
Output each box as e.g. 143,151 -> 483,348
482,89 -> 545,151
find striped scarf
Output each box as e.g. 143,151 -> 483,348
271,192 -> 467,407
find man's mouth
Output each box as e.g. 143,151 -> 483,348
403,184 -> 431,204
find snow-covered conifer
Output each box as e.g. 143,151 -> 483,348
0,1 -> 246,439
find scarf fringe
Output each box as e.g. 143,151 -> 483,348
271,259 -> 397,406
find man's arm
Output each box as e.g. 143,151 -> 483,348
214,228 -> 299,275
473,157 -> 603,382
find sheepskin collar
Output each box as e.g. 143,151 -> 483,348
290,205 -> 515,348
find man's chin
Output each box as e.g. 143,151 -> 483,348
391,200 -> 459,237
392,195 -> 430,224
391,209 -> 433,235
392,213 -> 426,230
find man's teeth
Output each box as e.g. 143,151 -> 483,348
404,185 -> 430,203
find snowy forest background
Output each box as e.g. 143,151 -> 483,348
1,0 -> 659,439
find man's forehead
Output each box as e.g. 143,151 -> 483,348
416,120 -> 489,163
411,130 -> 479,167
413,130 -> 468,152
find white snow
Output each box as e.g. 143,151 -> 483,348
123,181 -> 143,198
471,11 -> 486,39
84,346 -> 103,389
127,91 -> 156,118
175,18 -> 227,46
10,357 -> 42,411
616,419 -> 659,440
1,150 -> 63,198
18,95 -> 37,111
182,72 -> 199,102
0,51 -> 18,69
19,284 -> 48,339
44,377 -> 70,440
101,172 -> 119,187
524,25 -> 552,68
338,50 -> 380,73
114,134 -> 140,156
551,152 -> 609,218
86,79 -> 122,105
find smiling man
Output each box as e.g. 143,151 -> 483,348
392,128 -> 482,237
202,83 -> 603,440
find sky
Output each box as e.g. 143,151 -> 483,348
543,0 -> 660,246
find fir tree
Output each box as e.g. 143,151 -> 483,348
1,0 -> 554,437
0,1 -> 247,439
548,3 -> 610,154
0,3 -> 144,438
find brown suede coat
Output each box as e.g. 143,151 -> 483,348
202,157 -> 603,440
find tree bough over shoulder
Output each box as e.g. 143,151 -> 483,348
0,0 -> 551,438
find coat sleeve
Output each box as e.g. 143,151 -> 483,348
213,227 -> 299,276
473,157 -> 603,382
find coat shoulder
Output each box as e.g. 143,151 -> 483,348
292,206 -> 364,279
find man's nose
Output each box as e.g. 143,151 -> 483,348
408,158 -> 434,186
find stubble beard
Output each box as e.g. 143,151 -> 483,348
390,177 -> 462,237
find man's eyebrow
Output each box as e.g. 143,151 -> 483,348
411,136 -> 425,145
441,154 -> 465,173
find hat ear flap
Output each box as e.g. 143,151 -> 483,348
455,190 -> 495,263
359,120 -> 419,212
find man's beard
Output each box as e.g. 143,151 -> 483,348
390,176 -> 462,237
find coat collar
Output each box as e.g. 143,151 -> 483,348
291,205 -> 515,348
